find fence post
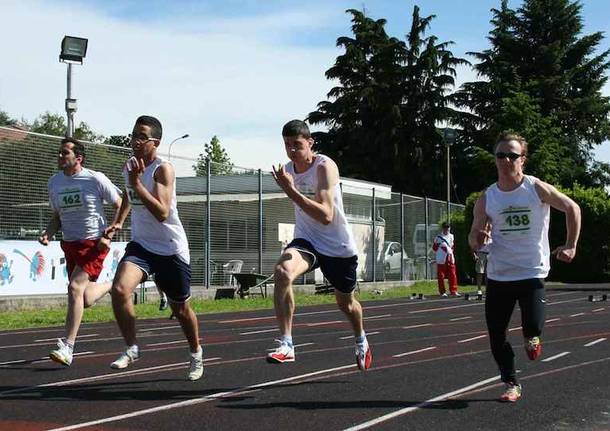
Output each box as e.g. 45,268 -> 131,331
205,157 -> 211,288
424,196 -> 429,280
258,168 -> 263,274
372,187 -> 376,282
400,193 -> 404,281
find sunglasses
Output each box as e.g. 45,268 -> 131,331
495,152 -> 523,161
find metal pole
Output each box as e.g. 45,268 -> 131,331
205,157 -> 211,288
371,188 -> 376,282
258,168 -> 263,274
66,63 -> 73,137
446,139 -> 451,223
424,196 -> 429,280
400,193 -> 404,281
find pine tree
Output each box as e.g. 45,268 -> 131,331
192,136 -> 234,176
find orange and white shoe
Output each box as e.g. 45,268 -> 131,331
355,339 -> 372,371
500,383 -> 522,402
525,336 -> 542,360
266,340 -> 295,363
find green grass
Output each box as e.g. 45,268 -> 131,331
0,281 -> 479,330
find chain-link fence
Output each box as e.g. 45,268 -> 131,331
0,126 -> 464,286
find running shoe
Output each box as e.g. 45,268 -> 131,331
450,292 -> 461,297
159,295 -> 168,311
266,339 -> 295,363
525,336 -> 542,360
500,383 -> 522,402
110,346 -> 140,369
187,349 -> 204,381
49,338 -> 73,366
355,339 -> 372,371
441,293 -> 448,297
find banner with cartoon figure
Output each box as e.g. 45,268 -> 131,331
0,240 -> 127,296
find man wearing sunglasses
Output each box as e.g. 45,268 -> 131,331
104,115 -> 204,381
468,133 -> 581,403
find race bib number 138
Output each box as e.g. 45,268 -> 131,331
499,206 -> 531,237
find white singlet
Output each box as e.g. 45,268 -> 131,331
48,168 -> 121,241
285,154 -> 358,258
124,157 -> 190,263
485,175 -> 550,281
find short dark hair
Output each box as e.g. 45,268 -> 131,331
61,137 -> 86,164
135,115 -> 162,139
495,132 -> 528,156
282,119 -> 311,138
442,222 -> 450,229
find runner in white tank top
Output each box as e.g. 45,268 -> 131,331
105,116 -> 203,381
469,133 -> 581,402
266,120 -> 372,371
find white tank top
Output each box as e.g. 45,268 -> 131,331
485,175 -> 550,281
286,154 -> 358,258
124,158 -> 190,263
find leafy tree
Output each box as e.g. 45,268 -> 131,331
308,7 -> 466,197
102,135 -> 131,147
0,110 -> 17,127
455,0 -> 610,194
192,136 -> 234,176
30,112 -> 103,143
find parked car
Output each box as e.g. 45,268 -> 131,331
382,241 -> 409,275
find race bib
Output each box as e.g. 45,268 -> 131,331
126,186 -> 144,206
58,187 -> 84,213
498,206 -> 531,237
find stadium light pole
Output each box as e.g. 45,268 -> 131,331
443,128 -> 456,224
168,134 -> 190,161
59,36 -> 88,138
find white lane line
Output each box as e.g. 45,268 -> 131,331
592,308 -> 605,313
508,326 -> 522,332
410,303 -> 482,314
393,346 -> 437,358
0,357 -> 222,396
46,363 -> 357,431
542,352 -> 570,362
364,314 -> 391,320
140,325 -> 181,332
584,338 -> 606,347
35,334 -> 100,342
146,340 -> 187,347
342,374 -> 500,431
569,313 -> 585,317
0,351 -> 95,366
307,320 -> 343,327
239,328 -> 277,335
545,318 -> 561,323
457,334 -> 487,343
450,316 -> 472,322
339,331 -> 380,340
403,323 -> 432,330
265,342 -> 314,352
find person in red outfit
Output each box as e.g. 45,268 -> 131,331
432,222 -> 459,296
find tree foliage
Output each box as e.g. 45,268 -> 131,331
192,136 -> 234,176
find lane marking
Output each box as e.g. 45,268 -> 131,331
35,334 -> 99,342
542,352 -> 570,362
592,308 -> 605,313
340,331 -> 380,340
140,325 -> 181,332
508,326 -> 522,332
342,375 -> 500,431
545,318 -> 561,323
146,340 -> 188,347
0,351 -> 95,366
403,323 -> 432,330
393,346 -> 437,358
364,314 -> 391,320
307,320 -> 343,327
457,334 -> 487,343
410,303 -> 482,314
450,316 -> 472,322
239,328 -> 277,335
46,363 -> 358,431
584,338 -> 606,347
569,313 -> 585,317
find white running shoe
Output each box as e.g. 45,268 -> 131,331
266,339 -> 295,363
441,293 -> 448,297
49,338 -> 73,366
355,339 -> 372,371
188,348 -> 204,381
110,347 -> 139,369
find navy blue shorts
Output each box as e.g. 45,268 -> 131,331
285,238 -> 358,293
121,241 -> 192,303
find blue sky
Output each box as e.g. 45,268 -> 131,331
1,0 -> 609,173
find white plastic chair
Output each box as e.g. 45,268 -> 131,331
222,260 -> 243,286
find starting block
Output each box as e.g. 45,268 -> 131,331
588,294 -> 608,302
465,293 -> 485,301
410,293 -> 426,300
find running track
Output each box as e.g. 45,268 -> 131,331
0,289 -> 608,431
